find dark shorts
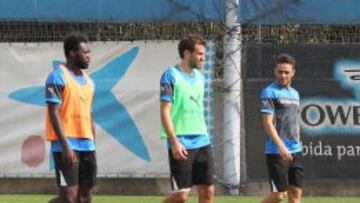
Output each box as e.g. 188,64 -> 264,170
168,145 -> 214,192
266,152 -> 304,192
53,151 -> 97,187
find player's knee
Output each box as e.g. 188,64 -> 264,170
198,185 -> 214,200
61,196 -> 76,203
273,192 -> 287,202
288,187 -> 302,200
78,185 -> 95,203
171,192 -> 189,203
54,192 -> 77,203
78,195 -> 92,203
290,191 -> 301,199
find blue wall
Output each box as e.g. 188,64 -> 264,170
0,0 -> 223,22
1,0 -> 360,24
241,0 -> 360,24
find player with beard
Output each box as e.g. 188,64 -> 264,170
45,33 -> 96,203
160,34 -> 214,203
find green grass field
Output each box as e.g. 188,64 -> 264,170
0,195 -> 359,203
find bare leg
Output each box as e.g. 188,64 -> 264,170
77,184 -> 96,203
162,190 -> 190,203
197,184 -> 214,203
48,185 -> 78,203
260,191 -> 287,203
288,185 -> 302,203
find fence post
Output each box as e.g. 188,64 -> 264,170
223,0 -> 242,195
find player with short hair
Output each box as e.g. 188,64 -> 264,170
260,53 -> 304,203
46,33 -> 96,203
160,34 -> 214,203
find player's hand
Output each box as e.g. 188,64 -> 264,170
62,149 -> 77,168
172,141 -> 188,160
279,147 -> 292,162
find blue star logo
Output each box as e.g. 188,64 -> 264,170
9,47 -> 151,162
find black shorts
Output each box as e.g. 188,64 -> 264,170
266,153 -> 304,192
168,145 -> 214,192
53,151 -> 97,187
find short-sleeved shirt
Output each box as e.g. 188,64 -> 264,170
45,65 -> 95,152
260,82 -> 301,154
160,65 -> 211,150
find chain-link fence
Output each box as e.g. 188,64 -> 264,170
2,22 -> 359,79
242,24 -> 360,44
2,22 -> 360,43
0,22 -> 221,42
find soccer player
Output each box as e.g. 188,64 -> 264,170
45,33 -> 96,203
160,34 -> 214,203
259,53 -> 304,203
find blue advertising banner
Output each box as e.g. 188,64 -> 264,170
245,44 -> 360,181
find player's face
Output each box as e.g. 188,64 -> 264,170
188,44 -> 205,69
74,42 -> 91,69
274,63 -> 295,87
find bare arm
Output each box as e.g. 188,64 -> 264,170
262,114 -> 292,161
91,112 -> 96,139
160,101 -> 188,160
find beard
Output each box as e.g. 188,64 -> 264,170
75,59 -> 89,70
189,60 -> 202,69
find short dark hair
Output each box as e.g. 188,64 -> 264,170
178,34 -> 206,58
276,53 -> 296,68
63,33 -> 88,58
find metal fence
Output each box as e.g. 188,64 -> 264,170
2,22 -> 360,43
2,22 -> 359,79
